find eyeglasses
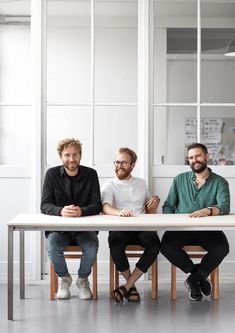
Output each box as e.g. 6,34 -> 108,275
113,160 -> 128,167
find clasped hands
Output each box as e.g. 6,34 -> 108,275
60,205 -> 82,217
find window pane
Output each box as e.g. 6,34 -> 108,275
47,0 -> 91,103
201,106 -> 235,166
0,106 -> 31,165
154,0 -> 197,103
47,106 -> 91,165
154,106 -> 197,165
94,106 -> 138,164
94,0 -> 138,103
201,1 -> 235,103
0,1 -> 31,103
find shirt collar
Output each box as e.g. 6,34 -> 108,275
60,165 -> 82,179
190,167 -> 212,182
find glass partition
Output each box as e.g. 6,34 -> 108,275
201,1 -> 235,103
153,0 -> 197,104
201,106 -> 235,165
154,106 -> 197,165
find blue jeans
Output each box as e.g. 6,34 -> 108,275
47,231 -> 99,278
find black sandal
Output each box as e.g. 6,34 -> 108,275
111,285 -> 128,303
127,287 -> 141,302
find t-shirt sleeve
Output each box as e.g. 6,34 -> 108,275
101,182 -> 114,205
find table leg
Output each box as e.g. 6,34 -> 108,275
20,230 -> 25,299
8,226 -> 14,320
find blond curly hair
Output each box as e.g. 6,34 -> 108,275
57,138 -> 82,156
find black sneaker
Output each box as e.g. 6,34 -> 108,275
199,278 -> 212,296
184,276 -> 203,301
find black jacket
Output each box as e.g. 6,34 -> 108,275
41,165 -> 102,217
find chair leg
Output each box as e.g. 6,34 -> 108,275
151,259 -> 158,299
50,263 -> 57,300
114,266 -> 119,289
171,265 -> 177,300
92,258 -> 98,300
210,267 -> 219,300
110,255 -> 115,297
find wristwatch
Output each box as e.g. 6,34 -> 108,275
207,207 -> 213,216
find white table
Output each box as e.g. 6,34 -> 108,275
7,213 -> 235,320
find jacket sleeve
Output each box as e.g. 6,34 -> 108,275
40,170 -> 63,216
80,170 -> 102,216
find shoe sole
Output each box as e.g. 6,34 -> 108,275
188,293 -> 202,301
57,291 -> 71,300
77,291 -> 92,300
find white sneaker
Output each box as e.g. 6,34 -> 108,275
57,275 -> 72,300
76,277 -> 92,300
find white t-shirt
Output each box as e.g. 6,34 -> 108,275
101,176 -> 151,215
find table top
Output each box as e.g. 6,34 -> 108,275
7,213 -> 235,231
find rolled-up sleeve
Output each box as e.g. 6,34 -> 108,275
214,179 -> 230,215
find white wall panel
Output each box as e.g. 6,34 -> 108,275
0,178 -> 37,281
94,106 -> 138,165
47,26 -> 91,103
0,26 -> 30,103
46,106 -> 92,165
95,28 -> 138,103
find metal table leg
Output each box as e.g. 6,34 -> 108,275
20,230 -> 25,299
8,226 -> 14,320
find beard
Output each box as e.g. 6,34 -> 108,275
190,160 -> 207,173
63,161 -> 79,173
115,167 -> 131,180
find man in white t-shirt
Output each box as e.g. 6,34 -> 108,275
101,147 -> 160,303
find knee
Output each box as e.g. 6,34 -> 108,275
47,234 -> 63,254
214,242 -> 230,259
108,232 -> 124,247
82,237 -> 99,256
139,233 -> 160,252
160,239 -> 175,258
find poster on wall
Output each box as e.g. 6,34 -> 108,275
185,118 -> 235,165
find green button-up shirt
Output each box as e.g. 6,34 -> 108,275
162,168 -> 230,215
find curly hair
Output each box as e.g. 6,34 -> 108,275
57,138 -> 82,156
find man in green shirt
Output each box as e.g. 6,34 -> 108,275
161,143 -> 230,301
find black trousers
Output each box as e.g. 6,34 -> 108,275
108,231 -> 160,273
161,231 -> 229,280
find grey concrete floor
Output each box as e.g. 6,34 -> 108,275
2,282 -> 235,333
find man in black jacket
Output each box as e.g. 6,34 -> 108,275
41,138 -> 102,300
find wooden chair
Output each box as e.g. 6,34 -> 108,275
171,245 -> 219,300
50,245 -> 97,300
110,245 -> 158,299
